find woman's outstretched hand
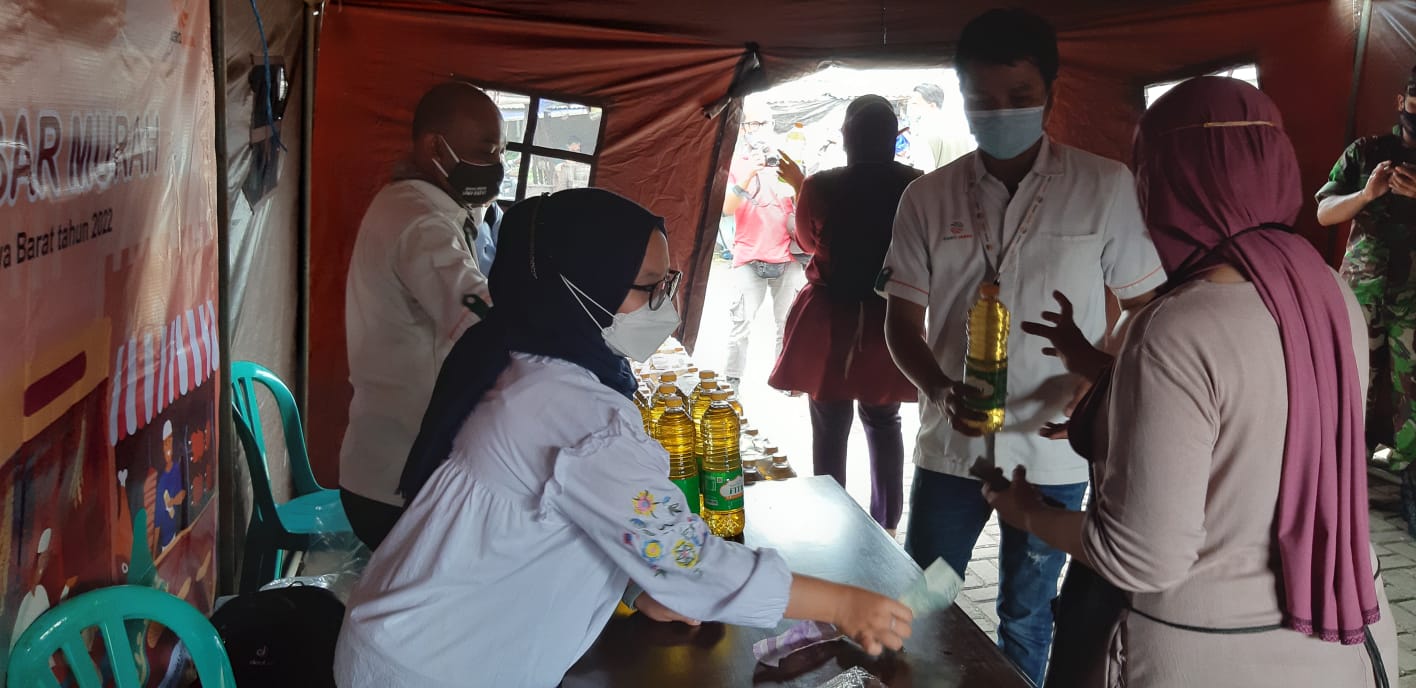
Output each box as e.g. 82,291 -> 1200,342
1021,291 -> 1112,383
980,466 -> 1048,531
831,586 -> 914,656
636,594 -> 701,626
786,575 -> 913,656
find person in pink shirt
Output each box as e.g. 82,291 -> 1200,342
721,103 -> 806,388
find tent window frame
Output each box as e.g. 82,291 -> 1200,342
1141,60 -> 1261,109
459,78 -> 609,206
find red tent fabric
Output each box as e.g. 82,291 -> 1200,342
307,0 -> 1366,484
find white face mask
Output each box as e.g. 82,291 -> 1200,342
564,277 -> 680,361
965,106 -> 1046,160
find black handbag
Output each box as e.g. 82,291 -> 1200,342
749,259 -> 788,280
1045,563 -> 1126,687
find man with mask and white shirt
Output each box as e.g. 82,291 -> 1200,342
907,83 -> 974,173
880,10 -> 1165,684
722,102 -> 804,390
341,81 -> 506,550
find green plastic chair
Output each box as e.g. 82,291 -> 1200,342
125,508 -> 157,588
7,585 -> 235,688
230,361 -> 352,593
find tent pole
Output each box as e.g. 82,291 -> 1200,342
683,47 -> 765,352
1338,0 -> 1374,266
298,1 -> 318,421
210,0 -> 238,596
681,101 -> 736,353
1346,0 -> 1375,146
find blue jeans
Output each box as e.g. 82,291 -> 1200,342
904,467 -> 1087,686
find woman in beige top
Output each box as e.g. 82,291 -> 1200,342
984,77 -> 1399,686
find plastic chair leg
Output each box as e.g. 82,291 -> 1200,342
240,527 -> 279,594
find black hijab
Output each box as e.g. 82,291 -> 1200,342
398,188 -> 666,502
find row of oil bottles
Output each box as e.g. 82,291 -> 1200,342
626,277 -> 1010,543
632,370 -> 796,540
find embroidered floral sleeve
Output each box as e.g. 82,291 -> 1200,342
542,413 -> 791,628
620,488 -> 710,579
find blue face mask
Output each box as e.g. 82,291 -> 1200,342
966,106 -> 1045,160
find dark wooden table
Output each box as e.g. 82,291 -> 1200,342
564,476 -> 1034,687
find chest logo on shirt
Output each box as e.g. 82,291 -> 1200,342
945,221 -> 974,240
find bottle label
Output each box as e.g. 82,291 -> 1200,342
701,469 -> 744,512
671,476 -> 701,515
962,359 -> 1007,412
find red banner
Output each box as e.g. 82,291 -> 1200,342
0,0 -> 219,680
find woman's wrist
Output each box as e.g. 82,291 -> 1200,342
1082,349 -> 1114,383
1020,501 -> 1054,534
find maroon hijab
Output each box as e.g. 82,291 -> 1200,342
1132,77 -> 1377,643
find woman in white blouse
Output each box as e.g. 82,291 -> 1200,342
334,189 -> 913,688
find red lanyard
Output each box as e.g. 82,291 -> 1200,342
967,175 -> 1052,283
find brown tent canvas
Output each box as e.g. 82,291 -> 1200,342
305,0 -> 1405,484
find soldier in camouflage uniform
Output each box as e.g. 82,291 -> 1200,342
1317,64 -> 1416,533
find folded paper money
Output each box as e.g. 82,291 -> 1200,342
899,557 -> 964,616
753,620 -> 843,667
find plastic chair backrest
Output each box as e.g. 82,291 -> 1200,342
230,406 -> 280,524
7,585 -> 235,688
230,361 -> 322,497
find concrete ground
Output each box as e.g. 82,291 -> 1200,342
692,257 -> 1416,685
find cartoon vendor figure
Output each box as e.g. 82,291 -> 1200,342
10,529 -> 53,651
154,421 -> 186,552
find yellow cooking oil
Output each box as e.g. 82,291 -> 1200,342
655,397 -> 699,514
700,390 -> 745,538
963,282 -> 1009,434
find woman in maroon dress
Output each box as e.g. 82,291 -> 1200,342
770,96 -> 921,532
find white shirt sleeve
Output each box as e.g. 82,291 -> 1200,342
1101,168 -> 1167,300
542,415 -> 792,628
880,184 -> 932,306
393,216 -> 491,343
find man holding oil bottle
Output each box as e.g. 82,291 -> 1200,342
879,9 -> 1164,684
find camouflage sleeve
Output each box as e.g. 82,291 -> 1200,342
1316,140 -> 1364,201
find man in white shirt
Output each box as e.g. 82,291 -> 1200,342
905,83 -> 973,173
881,10 -> 1164,684
341,82 -> 506,550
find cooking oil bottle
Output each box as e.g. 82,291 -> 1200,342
963,282 -> 1009,434
700,390 -> 745,538
691,371 -> 718,402
688,376 -> 719,503
655,397 -> 699,514
658,372 -> 690,404
783,122 -> 809,176
767,453 -> 797,481
633,386 -> 652,434
690,375 -> 719,427
720,384 -> 745,419
648,383 -> 679,432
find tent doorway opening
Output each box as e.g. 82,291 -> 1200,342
692,66 -> 970,512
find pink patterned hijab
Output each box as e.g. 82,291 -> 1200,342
1133,76 -> 1379,644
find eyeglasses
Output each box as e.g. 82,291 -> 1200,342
629,269 -> 681,311
743,120 -> 767,129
